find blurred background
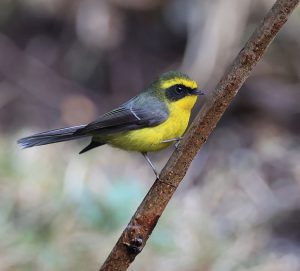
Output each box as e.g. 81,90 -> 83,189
0,0 -> 300,270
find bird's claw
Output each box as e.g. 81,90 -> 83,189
161,137 -> 183,150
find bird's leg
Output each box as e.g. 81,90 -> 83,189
161,136 -> 183,149
142,152 -> 160,179
141,153 -> 177,188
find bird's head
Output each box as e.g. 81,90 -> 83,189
154,71 -> 203,111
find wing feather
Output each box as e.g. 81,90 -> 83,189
75,94 -> 168,135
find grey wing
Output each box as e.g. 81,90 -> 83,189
74,95 -> 168,135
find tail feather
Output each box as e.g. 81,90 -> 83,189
79,141 -> 104,154
18,125 -> 88,148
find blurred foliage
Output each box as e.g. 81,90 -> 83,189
0,0 -> 300,270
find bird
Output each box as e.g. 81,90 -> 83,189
18,71 -> 203,178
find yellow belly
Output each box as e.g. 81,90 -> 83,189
96,95 -> 198,153
105,108 -> 191,152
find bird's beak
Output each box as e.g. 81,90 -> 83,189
191,89 -> 205,95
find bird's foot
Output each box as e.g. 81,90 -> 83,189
161,137 -> 183,149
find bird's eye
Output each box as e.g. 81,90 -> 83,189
165,84 -> 189,101
175,85 -> 184,94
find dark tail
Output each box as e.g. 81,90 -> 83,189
17,125 -> 88,149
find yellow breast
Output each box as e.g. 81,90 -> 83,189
107,95 -> 197,152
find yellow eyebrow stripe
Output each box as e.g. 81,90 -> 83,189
161,77 -> 197,89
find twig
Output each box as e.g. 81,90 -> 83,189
99,0 -> 299,270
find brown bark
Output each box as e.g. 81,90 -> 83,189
99,0 -> 300,270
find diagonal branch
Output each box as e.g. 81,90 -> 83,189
99,0 -> 299,270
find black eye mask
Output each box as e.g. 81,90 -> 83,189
166,84 -> 199,101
